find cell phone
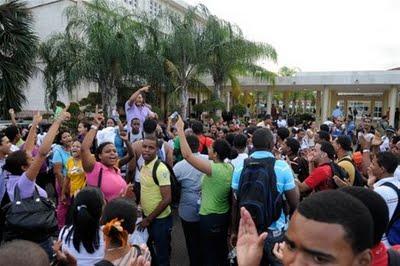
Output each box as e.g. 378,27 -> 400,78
169,111 -> 179,120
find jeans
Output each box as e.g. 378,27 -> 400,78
261,229 -> 285,266
200,213 -> 229,266
147,215 -> 173,266
38,237 -> 54,261
181,218 -> 202,266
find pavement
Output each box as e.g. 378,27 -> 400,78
170,210 -> 190,265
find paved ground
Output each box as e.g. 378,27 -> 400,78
170,210 -> 190,265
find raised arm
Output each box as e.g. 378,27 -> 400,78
127,86 -> 149,106
26,108 -> 70,181
118,131 -> 134,168
176,116 -> 212,176
81,114 -> 103,173
24,112 -> 42,155
8,108 -> 17,126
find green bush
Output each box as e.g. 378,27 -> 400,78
231,104 -> 246,117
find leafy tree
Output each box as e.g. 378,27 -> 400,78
0,0 -> 38,117
40,0 -> 144,116
162,6 -> 209,119
203,14 -> 277,103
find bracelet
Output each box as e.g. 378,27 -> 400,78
363,149 -> 370,153
91,125 -> 98,131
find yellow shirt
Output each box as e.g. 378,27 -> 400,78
140,157 -> 171,219
66,157 -> 86,196
338,156 -> 356,185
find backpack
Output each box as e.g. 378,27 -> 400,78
321,162 -> 349,188
339,157 -> 365,187
237,157 -> 283,233
388,248 -> 400,266
382,182 -> 400,246
152,159 -> 181,207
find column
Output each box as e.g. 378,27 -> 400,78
389,86 -> 398,126
316,90 -> 321,121
266,87 -> 273,115
321,86 -> 330,122
226,91 -> 231,112
383,90 -> 389,116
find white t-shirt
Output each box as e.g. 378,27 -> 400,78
277,119 -> 287,128
59,226 -> 105,266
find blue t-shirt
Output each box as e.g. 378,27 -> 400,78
232,151 -> 295,231
52,145 -> 71,177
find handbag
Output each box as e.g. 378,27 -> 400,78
2,185 -> 57,241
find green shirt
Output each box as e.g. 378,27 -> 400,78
200,162 -> 233,215
173,137 -> 183,162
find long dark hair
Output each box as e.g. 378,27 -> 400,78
65,187 -> 104,253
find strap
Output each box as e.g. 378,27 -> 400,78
152,159 -> 161,186
381,182 -> 400,230
97,168 -> 103,188
388,248 -> 400,266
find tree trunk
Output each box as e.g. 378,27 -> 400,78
180,86 -> 189,119
99,81 -> 117,117
214,82 -> 223,117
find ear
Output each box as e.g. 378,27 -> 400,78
354,249 -> 372,266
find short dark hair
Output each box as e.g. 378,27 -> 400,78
376,151 -> 398,174
340,187 -> 389,246
233,134 -> 247,150
213,139 -> 235,161
298,190 -> 374,253
287,117 -> 295,127
336,135 -> 353,152
186,134 -> 199,153
101,198 -> 138,247
277,127 -> 290,141
392,136 -> 400,145
252,128 -> 273,151
143,119 -> 158,134
0,240 -> 49,266
285,138 -> 300,155
320,124 -> 330,132
3,150 -> 28,175
319,141 -> 336,160
4,126 -> 19,142
191,121 -> 203,135
318,131 -> 331,142
264,114 -> 272,120
225,133 -> 236,146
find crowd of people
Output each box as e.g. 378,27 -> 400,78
1,86 -> 400,266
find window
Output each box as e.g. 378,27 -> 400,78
149,0 -> 162,16
373,101 -> 382,119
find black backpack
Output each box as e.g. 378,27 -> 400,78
237,157 -> 283,233
339,157 -> 365,187
320,162 -> 349,189
152,159 -> 181,207
388,248 -> 400,266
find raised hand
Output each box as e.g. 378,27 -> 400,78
33,111 -> 43,125
236,207 -> 268,266
93,113 -> 105,126
120,131 -> 129,142
175,115 -> 184,132
140,85 -> 150,93
58,105 -> 71,122
8,108 -> 15,116
272,242 -> 285,261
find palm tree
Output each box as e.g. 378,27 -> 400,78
162,6 -> 209,119
203,14 -> 277,103
40,0 -> 144,116
0,0 -> 38,117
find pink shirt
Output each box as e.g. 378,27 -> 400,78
86,162 -> 127,202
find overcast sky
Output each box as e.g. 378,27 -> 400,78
185,0 -> 400,72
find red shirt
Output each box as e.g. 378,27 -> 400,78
304,164 -> 335,191
198,135 -> 213,154
372,242 -> 400,266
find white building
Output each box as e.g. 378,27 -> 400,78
23,0 -> 192,114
